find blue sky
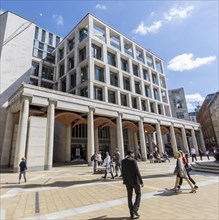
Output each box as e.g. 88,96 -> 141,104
1,0 -> 218,112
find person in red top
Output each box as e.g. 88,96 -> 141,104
177,150 -> 198,190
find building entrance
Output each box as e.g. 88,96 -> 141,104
71,144 -> 87,161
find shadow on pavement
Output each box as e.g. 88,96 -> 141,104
89,216 -> 129,220
154,188 -> 195,196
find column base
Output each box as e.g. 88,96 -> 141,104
44,165 -> 52,170
87,161 -> 92,166
13,167 -> 19,173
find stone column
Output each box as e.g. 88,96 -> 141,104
134,131 -> 138,155
152,132 -> 157,145
1,108 -> 14,166
116,113 -> 124,159
13,98 -> 30,172
87,108 -> 95,166
65,124 -> 72,162
199,129 -> 206,152
155,122 -> 164,154
191,128 -> 199,154
148,133 -> 153,152
181,126 -> 190,156
44,101 -> 55,170
170,124 -> 177,154
138,118 -> 147,161
94,128 -> 99,152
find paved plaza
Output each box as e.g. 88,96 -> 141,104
0,158 -> 218,220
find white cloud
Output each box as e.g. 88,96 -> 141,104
52,14 -> 64,27
164,5 -> 194,21
133,20 -> 163,35
96,4 -> 107,10
133,5 -> 194,35
167,53 -> 216,71
185,93 -> 205,111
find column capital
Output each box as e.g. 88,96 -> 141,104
117,111 -> 123,117
48,99 -> 57,106
21,94 -> 32,102
89,106 -> 95,112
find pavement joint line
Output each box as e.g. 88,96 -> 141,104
21,178 -> 218,220
35,192 -> 40,214
43,178 -> 52,185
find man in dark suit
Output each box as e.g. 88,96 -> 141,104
122,149 -> 144,219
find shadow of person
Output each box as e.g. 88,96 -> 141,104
153,188 -> 182,197
89,216 -> 129,220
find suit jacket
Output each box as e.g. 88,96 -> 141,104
121,156 -> 143,186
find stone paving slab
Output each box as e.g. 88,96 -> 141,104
0,158 -> 218,220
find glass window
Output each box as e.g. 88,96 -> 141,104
136,49 -> 144,63
68,57 -> 74,70
92,44 -> 102,60
49,33 -> 53,45
158,104 -> 162,115
61,78 -> 66,92
153,88 -> 159,100
47,46 -> 54,53
160,77 -> 166,88
68,38 -> 75,52
123,77 -> 131,91
42,65 -> 54,80
37,50 -> 43,59
141,100 -> 147,111
79,28 -> 88,42
145,85 -> 151,97
38,42 -> 44,50
156,60 -> 163,73
80,87 -> 88,97
107,52 -> 116,66
59,64 -> 64,77
95,65 -> 104,82
94,86 -> 103,101
29,78 -> 38,86
35,27 -> 39,39
152,73 -> 158,85
108,90 -> 116,104
56,36 -> 60,46
121,94 -> 127,106
59,48 -> 64,61
135,81 -> 141,94
143,69 -> 150,81
132,97 -> 137,109
176,112 -> 184,119
41,81 -> 53,89
31,62 -> 39,76
146,54 -> 154,68
81,66 -> 88,82
70,73 -> 76,89
121,59 -> 129,72
150,102 -> 155,113
132,64 -> 139,76
110,72 -> 118,87
110,35 -> 120,50
93,24 -> 105,42
79,46 -> 86,63
41,30 -> 46,42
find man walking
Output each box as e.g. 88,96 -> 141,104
114,149 -> 121,177
122,149 -> 144,219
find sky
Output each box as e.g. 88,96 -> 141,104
1,0 -> 218,112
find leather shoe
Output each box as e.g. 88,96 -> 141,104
130,213 -> 139,219
134,211 -> 140,217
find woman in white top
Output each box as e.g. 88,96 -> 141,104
102,152 -> 114,179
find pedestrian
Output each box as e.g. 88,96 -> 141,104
121,149 -> 144,219
97,151 -> 102,166
18,157 -> 27,184
177,151 -> 198,190
171,151 -> 196,193
91,151 -> 98,173
102,152 -> 114,179
163,151 -> 170,162
114,149 -> 122,177
198,148 -> 203,160
205,149 -> 210,160
190,147 -> 197,162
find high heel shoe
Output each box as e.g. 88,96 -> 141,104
190,189 -> 196,193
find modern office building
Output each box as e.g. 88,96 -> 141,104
1,12 -> 206,172
196,93 -> 217,149
189,112 -> 198,122
168,88 -> 190,120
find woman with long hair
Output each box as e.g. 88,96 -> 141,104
171,151 -> 196,193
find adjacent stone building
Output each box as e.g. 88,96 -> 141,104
1,12 -> 206,172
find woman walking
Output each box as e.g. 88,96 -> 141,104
171,151 -> 196,193
102,152 -> 114,179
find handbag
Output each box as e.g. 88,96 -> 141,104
185,163 -> 192,172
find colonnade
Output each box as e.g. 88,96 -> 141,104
1,99 -> 206,172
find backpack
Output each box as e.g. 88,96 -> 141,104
91,154 -> 95,161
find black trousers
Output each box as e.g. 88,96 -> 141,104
126,184 -> 141,215
179,170 -> 196,186
191,154 -> 197,162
